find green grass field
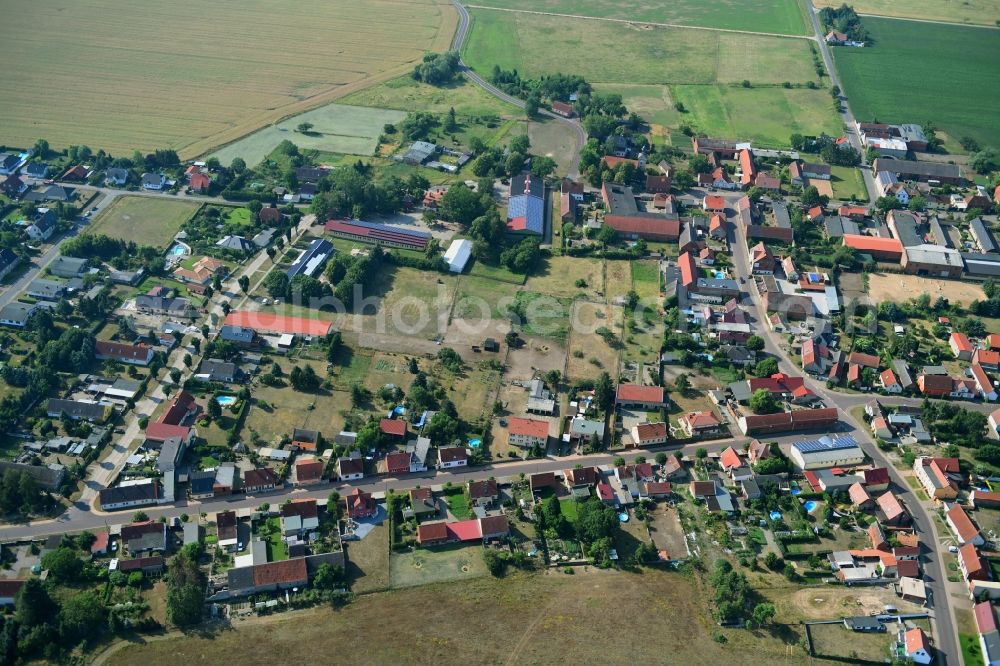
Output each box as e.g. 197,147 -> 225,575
467,0 -> 809,34
0,0 -> 453,156
834,18 -> 1000,148
815,0 -> 1000,26
85,196 -> 200,249
829,165 -> 868,202
668,85 -> 843,147
631,260 -> 660,300
463,9 -> 821,86
210,103 -> 407,166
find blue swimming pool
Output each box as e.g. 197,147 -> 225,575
791,488 -> 801,496
393,405 -> 406,416
468,438 -> 482,448
215,396 -> 236,407
715,271 -> 725,279
618,512 -> 630,523
769,511 -> 782,521
169,244 -> 186,256
804,500 -> 818,512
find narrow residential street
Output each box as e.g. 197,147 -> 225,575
726,215 -> 960,664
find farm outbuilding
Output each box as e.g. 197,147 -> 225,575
443,239 -> 473,273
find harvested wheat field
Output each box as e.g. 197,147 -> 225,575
104,569 -> 809,665
0,0 -> 455,157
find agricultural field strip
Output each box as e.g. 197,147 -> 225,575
464,4 -> 815,39
0,0 -> 454,156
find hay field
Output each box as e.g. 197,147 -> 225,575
463,9 -> 821,86
0,0 -> 455,158
210,104 -> 407,167
467,0 -> 809,34
834,18 -> 1000,147
105,570 -> 809,666
84,197 -> 200,249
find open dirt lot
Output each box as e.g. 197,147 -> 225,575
868,272 -> 985,306
648,505 -> 688,561
85,196 -> 200,249
804,177 -> 833,198
0,0 -> 454,156
505,335 -> 567,380
106,569 -> 809,666
782,586 -> 924,621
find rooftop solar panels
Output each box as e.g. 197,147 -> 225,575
792,435 -> 858,454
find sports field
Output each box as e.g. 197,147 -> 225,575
0,0 -> 454,157
210,104 -> 407,167
84,197 -> 200,249
466,0 -> 809,34
463,9 -> 821,86
834,18 -> 1000,148
815,0 -> 1000,26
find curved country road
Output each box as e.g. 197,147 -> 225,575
449,0 -> 586,179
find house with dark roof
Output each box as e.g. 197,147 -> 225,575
602,182 -> 680,241
46,398 -> 112,423
49,256 -> 88,278
98,481 -> 161,510
0,249 -> 19,281
243,467 -> 280,493
121,521 -> 168,555
0,302 -> 44,328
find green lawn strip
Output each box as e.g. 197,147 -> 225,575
467,0 -> 808,34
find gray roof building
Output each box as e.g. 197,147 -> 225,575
824,216 -> 859,237
0,302 -> 43,327
970,218 -> 997,254
892,359 -> 913,390
46,399 -> 110,422
220,325 -> 255,344
963,253 -> 1000,277
26,278 -> 65,301
49,256 -> 88,278
286,238 -> 333,278
216,235 -> 255,253
402,141 -> 437,165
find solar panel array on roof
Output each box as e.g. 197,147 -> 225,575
792,435 -> 858,454
507,194 -> 544,234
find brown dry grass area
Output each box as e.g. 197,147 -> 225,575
868,272 -> 985,306
106,569 -> 810,666
344,523 -> 390,593
778,586 -> 923,621
605,261 -> 632,303
566,301 -> 622,379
